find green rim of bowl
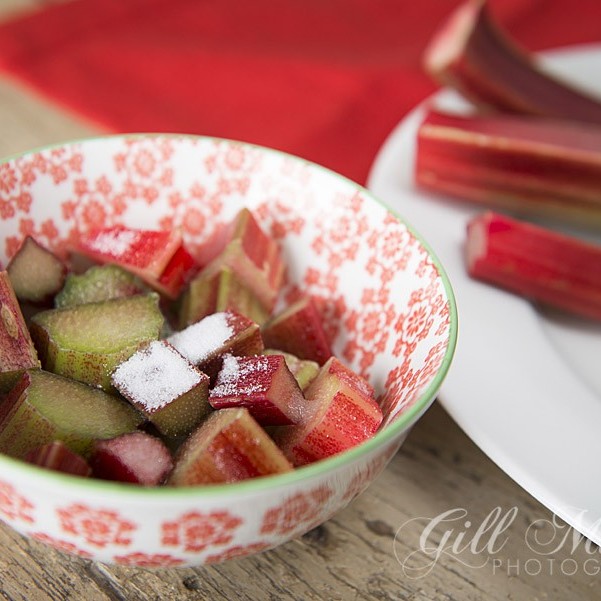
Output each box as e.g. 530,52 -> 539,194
0,133 -> 458,498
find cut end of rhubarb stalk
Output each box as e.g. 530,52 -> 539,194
466,211 -> 601,321
7,237 -> 67,304
424,0 -> 483,75
55,264 -> 148,308
465,214 -> 488,270
153,244 -> 199,300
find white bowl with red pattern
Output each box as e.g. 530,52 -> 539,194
0,134 -> 457,567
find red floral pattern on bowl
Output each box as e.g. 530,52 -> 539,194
0,134 -> 457,566
161,510 -> 242,552
112,552 -> 186,568
0,480 -> 35,524
56,503 -> 136,548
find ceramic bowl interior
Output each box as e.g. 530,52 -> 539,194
0,135 -> 457,567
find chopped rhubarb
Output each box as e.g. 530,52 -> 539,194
275,357 -> 382,466
274,357 -> 383,466
261,295 -> 332,365
179,266 -> 269,328
25,441 -> 91,477
72,226 -> 195,299
263,349 -> 319,391
416,109 -> 601,227
317,355 -> 375,400
74,226 -> 181,279
167,310 -> 264,379
154,244 -> 199,300
424,0 -> 601,124
55,264 -> 148,308
91,431 -> 173,485
168,407 -> 293,486
0,271 -> 40,372
112,340 -> 211,437
466,211 -> 601,321
7,237 -> 67,304
209,354 -> 306,426
0,370 -> 143,459
30,293 -> 164,390
193,208 -> 284,314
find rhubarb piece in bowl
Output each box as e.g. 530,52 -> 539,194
0,134 -> 457,567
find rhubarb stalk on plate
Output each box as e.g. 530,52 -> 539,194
424,0 -> 601,123
416,109 -> 601,228
466,211 -> 601,321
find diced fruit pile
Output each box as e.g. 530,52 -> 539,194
0,208 -> 383,486
418,0 -> 601,320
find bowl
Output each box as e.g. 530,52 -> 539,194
0,134 -> 457,567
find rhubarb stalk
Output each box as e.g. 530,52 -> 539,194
416,109 -> 601,228
424,0 -> 601,123
466,211 -> 601,321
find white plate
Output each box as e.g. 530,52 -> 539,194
368,45 -> 601,544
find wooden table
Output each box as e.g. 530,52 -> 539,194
0,2 -> 598,599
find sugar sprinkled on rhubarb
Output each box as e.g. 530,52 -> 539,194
167,312 -> 234,365
211,354 -> 270,397
209,354 -> 306,425
86,229 -> 139,256
112,340 -> 202,411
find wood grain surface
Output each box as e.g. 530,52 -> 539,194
0,2 -> 598,599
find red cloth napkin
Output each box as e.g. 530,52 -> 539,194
0,0 -> 600,183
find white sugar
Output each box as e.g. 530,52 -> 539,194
88,229 -> 139,255
112,340 -> 202,411
167,312 -> 233,365
211,354 -> 270,397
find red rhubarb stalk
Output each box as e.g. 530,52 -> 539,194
416,109 -> 601,228
275,357 -> 382,466
261,295 -> 332,365
466,211 -> 601,321
0,271 -> 40,372
209,354 -> 307,426
168,408 -> 293,485
73,226 -> 195,298
25,441 -> 91,477
424,0 -> 601,123
91,432 -> 173,485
